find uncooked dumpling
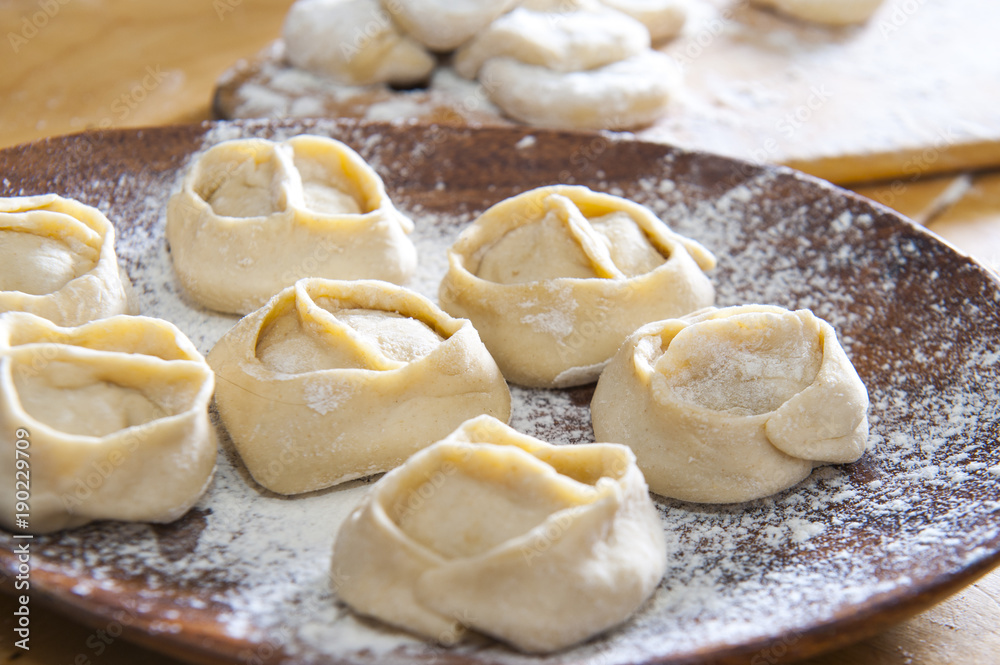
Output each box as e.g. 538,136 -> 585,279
208,278 -> 511,495
439,185 -> 715,388
166,134 -> 417,314
454,6 -> 650,79
591,305 -> 870,503
332,415 -> 667,653
752,0 -> 884,25
0,312 -> 217,533
481,51 -> 681,130
0,195 -> 134,326
283,0 -> 435,85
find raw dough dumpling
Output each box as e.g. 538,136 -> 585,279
600,0 -> 688,41
591,305 -> 870,503
439,185 -> 715,388
0,195 -> 134,326
332,415 -> 666,653
167,134 -> 417,314
481,50 -> 681,130
208,278 -> 511,495
283,0 -> 435,85
388,0 -> 520,52
0,312 -> 217,533
752,0 -> 884,25
454,6 -> 650,79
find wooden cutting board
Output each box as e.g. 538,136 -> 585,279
649,0 -> 1000,183
213,0 -> 1000,185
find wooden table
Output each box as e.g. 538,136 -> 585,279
1,1 -> 998,663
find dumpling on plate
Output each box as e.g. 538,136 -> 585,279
592,304 -> 870,502
0,312 -> 217,533
167,134 -> 416,314
439,185 -> 715,388
208,278 -> 511,495
332,414 -> 666,653
0,194 -> 134,326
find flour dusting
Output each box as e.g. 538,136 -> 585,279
1,121 -> 998,665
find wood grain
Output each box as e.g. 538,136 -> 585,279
0,0 -> 295,149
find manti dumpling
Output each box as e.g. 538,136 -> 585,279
453,1 -> 682,130
0,312 -> 217,533
0,195 -> 134,326
331,415 -> 666,653
751,0 -> 884,25
439,185 -> 716,388
167,134 -> 416,314
208,278 -> 510,495
591,305 -> 870,503
283,0 -> 435,85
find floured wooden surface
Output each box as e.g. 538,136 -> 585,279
649,0 -> 1000,183
213,0 -> 1000,185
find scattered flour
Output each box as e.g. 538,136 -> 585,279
2,120 -> 998,665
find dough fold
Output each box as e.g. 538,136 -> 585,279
167,134 -> 416,314
332,415 -> 667,653
439,185 -> 715,388
0,195 -> 134,326
0,312 -> 217,533
591,305 -> 870,503
208,278 -> 511,495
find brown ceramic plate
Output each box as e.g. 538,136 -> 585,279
1,120 -> 999,665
